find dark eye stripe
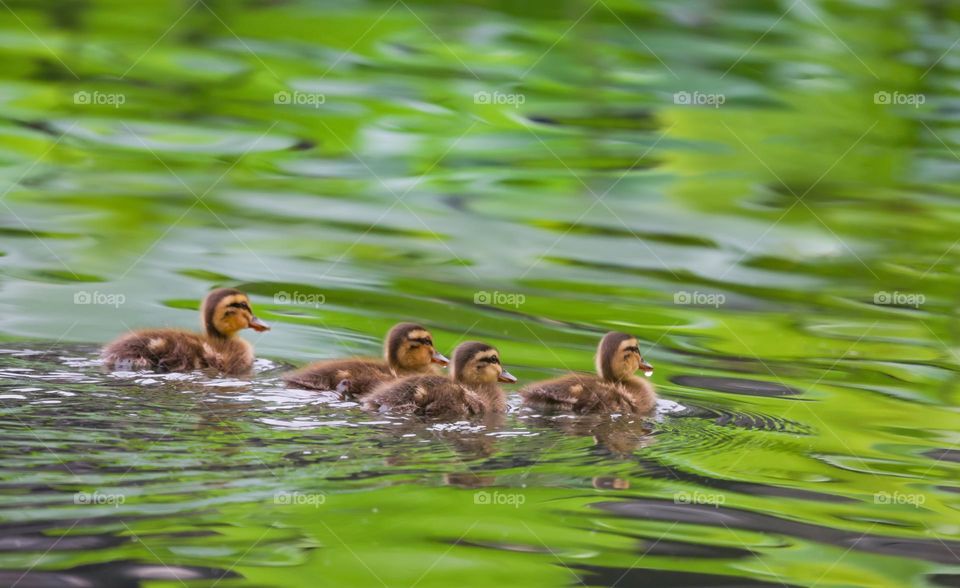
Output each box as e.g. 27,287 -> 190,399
228,301 -> 251,311
409,337 -> 432,345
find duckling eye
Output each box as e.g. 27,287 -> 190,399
408,337 -> 432,347
228,301 -> 251,311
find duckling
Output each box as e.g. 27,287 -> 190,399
363,341 -> 517,419
282,323 -> 449,397
520,332 -> 656,414
101,288 -> 270,375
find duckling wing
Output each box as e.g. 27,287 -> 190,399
101,329 -> 207,372
363,374 -> 436,412
283,358 -> 392,394
421,383 -> 480,419
460,389 -> 490,417
520,375 -> 597,410
364,375 -> 470,419
574,380 -> 657,414
573,384 -> 623,413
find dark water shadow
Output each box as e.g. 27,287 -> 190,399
0,560 -> 239,588
593,499 -> 960,565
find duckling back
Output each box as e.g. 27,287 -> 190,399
101,328 -> 256,375
521,374 -> 655,414
363,375 -> 484,419
102,328 -> 208,372
520,374 -> 604,411
283,359 -> 393,395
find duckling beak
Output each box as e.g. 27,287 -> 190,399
431,350 -> 450,365
639,359 -> 653,376
249,316 -> 271,332
498,369 -> 518,383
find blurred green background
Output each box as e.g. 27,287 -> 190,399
0,0 -> 959,586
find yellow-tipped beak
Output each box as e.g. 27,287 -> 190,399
639,359 -> 653,375
249,316 -> 271,332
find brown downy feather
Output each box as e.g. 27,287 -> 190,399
101,288 -> 267,375
101,329 -> 208,372
520,332 -> 656,415
282,359 -> 393,394
283,323 -> 445,396
363,375 -> 486,419
362,341 -> 513,419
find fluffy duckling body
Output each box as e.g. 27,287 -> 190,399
283,323 -> 448,396
101,288 -> 270,375
363,341 -> 516,419
521,332 -> 656,414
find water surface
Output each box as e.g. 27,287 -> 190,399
1,1 -> 959,586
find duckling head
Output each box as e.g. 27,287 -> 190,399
451,341 -> 517,386
595,331 -> 653,381
385,323 -> 449,373
202,288 -> 270,339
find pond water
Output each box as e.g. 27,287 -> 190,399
1,0 -> 959,586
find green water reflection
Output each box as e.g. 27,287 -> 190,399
0,0 -> 958,586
